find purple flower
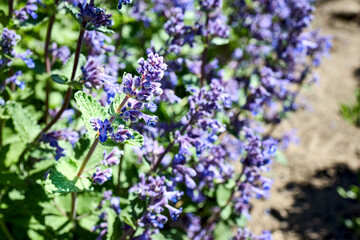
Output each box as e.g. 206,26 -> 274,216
0,28 -> 34,68
49,108 -> 75,123
103,190 -> 112,200
78,0 -> 114,28
111,125 -> 133,143
118,0 -> 132,9
232,228 -> 272,240
16,49 -> 35,68
84,31 -> 115,56
199,0 -> 221,11
3,71 -> 25,90
110,197 -> 121,215
92,211 -> 108,240
41,129 -> 79,160
90,117 -> 113,142
0,28 -> 20,58
92,167 -> 112,185
129,174 -> 183,228
50,43 -> 71,64
102,148 -> 122,166
82,57 -> 117,89
14,0 -> 41,22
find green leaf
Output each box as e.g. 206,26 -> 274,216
28,159 -> 55,177
51,53 -> 86,83
87,26 -> 115,34
62,2 -> 82,24
106,209 -> 122,240
120,211 -> 136,229
0,103 -> 10,119
74,91 -> 108,138
235,215 -> 248,228
220,204 -> 231,220
216,184 -> 232,207
238,88 -> 247,107
77,192 -> 103,215
0,10 -> 9,27
5,101 -> 41,143
214,221 -> 232,240
275,150 -> 288,165
19,13 -> 48,29
249,74 -> 260,88
211,37 -> 230,45
151,233 -> 167,240
45,157 -> 93,194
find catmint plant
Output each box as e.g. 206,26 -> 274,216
0,0 -> 331,239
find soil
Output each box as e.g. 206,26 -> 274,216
248,0 -> 360,239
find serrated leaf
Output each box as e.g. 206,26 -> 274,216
106,208 -> 122,240
51,53 -> 86,83
77,192 -> 103,215
120,211 -> 136,229
5,101 -> 41,143
45,157 -> 93,194
19,13 -> 48,29
74,91 -> 108,138
0,104 -> 10,119
62,2 -> 82,24
87,26 -> 115,34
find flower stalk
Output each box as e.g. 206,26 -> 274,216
44,0 -> 60,123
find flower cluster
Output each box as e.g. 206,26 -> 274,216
91,148 -> 122,185
122,53 -> 167,101
233,130 -> 276,221
129,174 -> 183,228
118,0 -> 132,10
41,129 -> 79,160
50,42 -> 71,65
0,0 -> 332,239
14,0 -> 41,22
78,0 -> 114,28
84,31 -> 115,56
0,28 -> 34,69
92,190 -> 121,239
232,228 -> 272,240
2,71 -> 25,91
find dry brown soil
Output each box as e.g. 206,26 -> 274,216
248,0 -> 360,239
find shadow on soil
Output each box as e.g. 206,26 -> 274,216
354,68 -> 360,85
271,163 -> 360,240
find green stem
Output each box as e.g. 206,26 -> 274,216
70,96 -> 130,221
0,119 -> 4,148
39,21 -> 87,137
0,218 -> 14,240
44,0 -> 59,123
18,22 -> 87,164
116,144 -> 124,194
8,0 -> 13,18
70,192 -> 77,221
